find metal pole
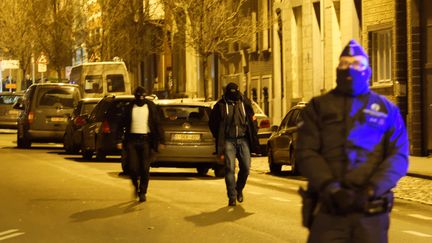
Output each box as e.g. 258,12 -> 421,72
31,54 -> 35,83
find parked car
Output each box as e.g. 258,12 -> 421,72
80,95 -> 134,162
14,83 -> 83,148
0,91 -> 23,129
266,102 -> 307,175
251,101 -> 272,155
154,99 -> 224,177
63,97 -> 101,154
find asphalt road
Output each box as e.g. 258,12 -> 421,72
0,131 -> 431,243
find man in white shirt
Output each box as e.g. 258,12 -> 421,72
117,86 -> 165,202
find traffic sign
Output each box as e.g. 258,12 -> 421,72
37,54 -> 48,64
38,63 -> 47,72
1,60 -> 20,70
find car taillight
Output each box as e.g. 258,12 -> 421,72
28,112 -> 34,124
74,116 -> 87,126
101,120 -> 111,133
259,119 -> 270,129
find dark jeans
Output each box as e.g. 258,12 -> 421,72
224,138 -> 251,199
126,134 -> 151,194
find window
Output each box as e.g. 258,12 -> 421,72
84,75 -> 103,93
106,74 -> 125,92
370,29 -> 392,83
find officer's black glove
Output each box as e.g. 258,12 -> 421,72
354,184 -> 375,211
322,181 -> 356,214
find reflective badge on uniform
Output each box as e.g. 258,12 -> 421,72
363,103 -> 387,128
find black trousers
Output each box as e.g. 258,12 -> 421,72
126,134 -> 151,194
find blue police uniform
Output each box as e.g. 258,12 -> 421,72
296,40 -> 409,243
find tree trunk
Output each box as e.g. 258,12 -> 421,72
202,56 -> 208,99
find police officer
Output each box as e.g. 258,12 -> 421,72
117,86 -> 165,202
296,39 -> 409,243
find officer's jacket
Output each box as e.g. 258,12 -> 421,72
296,90 -> 409,197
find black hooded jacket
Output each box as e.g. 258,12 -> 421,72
209,95 -> 260,156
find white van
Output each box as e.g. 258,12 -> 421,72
69,61 -> 132,98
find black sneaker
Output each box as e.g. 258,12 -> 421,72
138,192 -> 146,202
228,198 -> 236,206
237,191 -> 243,203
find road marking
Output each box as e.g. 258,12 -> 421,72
270,196 -> 291,202
407,214 -> 432,220
248,191 -> 263,195
403,230 -> 432,238
266,182 -> 285,187
0,229 -> 25,241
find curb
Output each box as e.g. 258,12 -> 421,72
407,173 -> 432,180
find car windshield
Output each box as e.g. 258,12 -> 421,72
0,94 -> 20,105
36,87 -> 80,108
81,102 -> 98,115
159,105 -> 210,121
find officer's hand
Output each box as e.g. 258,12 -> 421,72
219,154 -> 225,161
159,144 -> 165,150
331,188 -> 356,212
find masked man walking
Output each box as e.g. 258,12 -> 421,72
117,86 -> 165,202
209,82 -> 259,206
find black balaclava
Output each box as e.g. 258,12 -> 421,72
336,39 -> 371,96
134,86 -> 147,106
224,82 -> 241,102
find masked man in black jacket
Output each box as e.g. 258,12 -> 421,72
209,82 -> 259,206
296,39 -> 409,243
117,86 -> 165,202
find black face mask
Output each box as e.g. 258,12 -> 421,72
226,91 -> 241,101
134,94 -> 145,106
336,67 -> 371,96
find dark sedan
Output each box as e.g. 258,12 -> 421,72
63,97 -> 101,153
80,95 -> 133,161
267,102 -> 306,175
154,99 -> 224,177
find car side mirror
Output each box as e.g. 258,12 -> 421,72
271,125 -> 278,132
13,98 -> 24,110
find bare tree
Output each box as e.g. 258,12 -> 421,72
0,0 -> 37,83
163,0 -> 254,98
29,0 -> 80,80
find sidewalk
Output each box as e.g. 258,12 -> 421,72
408,156 -> 432,179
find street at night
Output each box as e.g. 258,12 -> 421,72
0,130 -> 431,243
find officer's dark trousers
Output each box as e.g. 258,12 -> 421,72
126,134 -> 151,194
308,211 -> 390,243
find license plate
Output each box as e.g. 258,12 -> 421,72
171,133 -> 200,141
50,117 -> 67,122
8,110 -> 19,115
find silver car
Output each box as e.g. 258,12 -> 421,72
154,99 -> 225,177
0,92 -> 23,129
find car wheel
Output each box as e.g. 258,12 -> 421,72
96,150 -> 106,161
268,147 -> 282,174
17,129 -> 31,148
290,147 -> 300,176
121,150 -> 129,174
214,165 -> 226,178
82,149 -> 93,160
197,167 -> 209,176
63,134 -> 79,154
260,144 -> 268,156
